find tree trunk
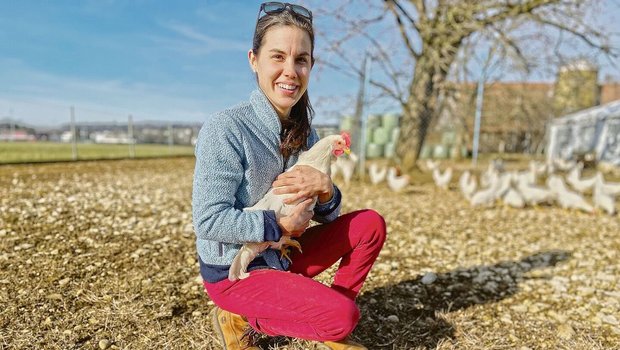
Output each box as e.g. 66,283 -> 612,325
397,55 -> 448,172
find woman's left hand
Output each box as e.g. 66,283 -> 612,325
272,165 -> 333,205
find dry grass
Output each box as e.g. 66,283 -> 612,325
1,157 -> 619,349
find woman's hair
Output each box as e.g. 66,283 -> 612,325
252,9 -> 315,159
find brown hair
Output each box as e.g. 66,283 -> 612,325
252,9 -> 315,159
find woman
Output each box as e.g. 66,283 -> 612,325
192,3 -> 386,349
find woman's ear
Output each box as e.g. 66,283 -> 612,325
248,49 -> 257,73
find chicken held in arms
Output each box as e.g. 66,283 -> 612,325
228,132 -> 351,281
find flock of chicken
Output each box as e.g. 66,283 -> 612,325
328,144 -> 619,216
427,159 -> 620,215
330,152 -> 411,192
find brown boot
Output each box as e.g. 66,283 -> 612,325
210,307 -> 260,350
319,337 -> 368,350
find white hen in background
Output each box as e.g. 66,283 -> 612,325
368,163 -> 387,185
566,164 -> 597,193
433,167 -> 453,190
516,175 -> 555,206
595,172 -> 620,196
593,175 -> 616,215
546,175 -> 594,213
529,160 -> 547,177
459,171 -> 477,200
331,151 -> 358,187
229,133 -> 351,281
387,167 -> 410,192
425,160 -> 440,172
470,172 -> 502,207
502,187 -> 526,208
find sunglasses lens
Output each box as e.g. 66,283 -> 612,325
263,3 -> 285,13
260,2 -> 312,21
290,5 -> 311,19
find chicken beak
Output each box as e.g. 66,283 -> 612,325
344,148 -> 351,155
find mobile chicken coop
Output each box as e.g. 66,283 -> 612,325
547,99 -> 620,166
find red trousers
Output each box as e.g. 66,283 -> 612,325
203,209 -> 386,341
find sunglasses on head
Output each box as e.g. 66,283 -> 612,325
257,2 -> 313,23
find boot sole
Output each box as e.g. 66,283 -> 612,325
210,308 -> 228,350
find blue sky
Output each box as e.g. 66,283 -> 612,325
1,1 -> 619,128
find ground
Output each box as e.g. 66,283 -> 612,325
0,157 -> 618,349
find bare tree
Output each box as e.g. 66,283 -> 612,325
308,0 -> 616,171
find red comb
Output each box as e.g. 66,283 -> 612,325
341,132 -> 351,148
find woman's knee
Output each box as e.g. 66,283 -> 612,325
316,299 -> 360,340
355,209 -> 387,246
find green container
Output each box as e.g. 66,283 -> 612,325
420,144 -> 432,159
366,114 -> 382,129
366,143 -> 384,159
372,127 -> 390,145
441,131 -> 456,145
364,127 -> 373,144
433,144 -> 449,159
339,115 -> 354,132
382,113 -> 400,129
391,127 -> 400,143
384,142 -> 396,158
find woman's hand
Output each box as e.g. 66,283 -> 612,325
277,197 -> 314,237
272,165 -> 334,204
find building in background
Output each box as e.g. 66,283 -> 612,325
423,59 -> 620,159
0,120 -> 36,141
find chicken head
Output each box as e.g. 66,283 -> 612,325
332,132 -> 351,157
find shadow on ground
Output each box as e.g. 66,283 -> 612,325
254,250 -> 571,349
353,250 -> 572,349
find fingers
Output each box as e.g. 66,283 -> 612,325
299,197 -> 315,209
282,191 -> 312,205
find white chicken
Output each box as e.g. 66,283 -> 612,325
516,176 -> 555,206
425,160 -> 440,172
432,167 -> 453,190
470,172 -> 502,207
593,174 -> 617,215
459,171 -> 477,200
480,163 -> 500,189
546,175 -> 594,213
595,172 -> 620,196
529,160 -> 547,177
502,187 -> 526,208
228,132 -> 351,281
386,167 -> 410,192
495,172 -> 515,199
368,163 -> 387,185
552,158 -> 578,172
566,165 -> 597,193
331,151 -> 358,187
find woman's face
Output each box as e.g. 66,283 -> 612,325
249,25 -> 312,119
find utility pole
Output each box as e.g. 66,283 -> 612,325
9,108 -> 14,142
70,106 -> 78,161
353,54 -> 372,180
128,115 -> 135,158
168,123 -> 173,154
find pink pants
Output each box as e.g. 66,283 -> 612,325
203,209 -> 386,342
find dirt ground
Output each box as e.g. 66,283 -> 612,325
1,157 -> 618,349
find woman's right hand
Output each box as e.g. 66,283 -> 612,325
277,197 -> 314,237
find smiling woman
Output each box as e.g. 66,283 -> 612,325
191,2 -> 386,350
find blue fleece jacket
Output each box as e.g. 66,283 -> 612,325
192,89 -> 342,282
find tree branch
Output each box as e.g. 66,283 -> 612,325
384,0 -> 421,59
526,11 -> 615,57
